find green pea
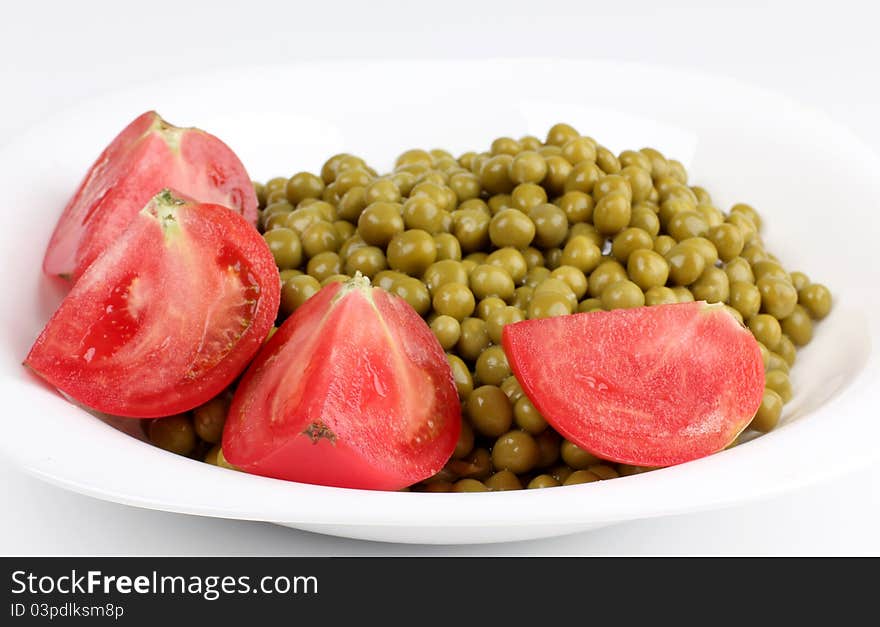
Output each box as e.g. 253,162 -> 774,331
280,274 -> 321,315
729,281 -> 761,319
757,276 -> 798,319
263,228 -> 303,270
798,283 -> 832,319
491,431 -> 539,474
447,354 -> 474,399
765,370 -> 793,403
748,314 -> 782,350
781,304 -> 813,346
475,345 -> 511,386
593,192 -> 632,235
690,267 -> 730,304
467,385 -> 513,437
707,223 -> 745,262
627,249 -> 669,291
430,315 -> 462,350
600,280 -> 645,310
433,282 -> 476,321
611,227 -> 653,263
457,317 -> 490,361
665,243 -> 705,286
644,286 -> 678,306
514,396 -> 548,434
560,236 -> 602,274
387,229 -> 437,275
750,389 -> 783,433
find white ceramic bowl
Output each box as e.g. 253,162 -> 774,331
1,60 -> 878,545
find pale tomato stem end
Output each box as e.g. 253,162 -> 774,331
333,271 -> 374,303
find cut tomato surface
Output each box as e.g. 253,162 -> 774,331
223,276 -> 461,491
43,111 -> 258,280
26,190 -> 279,418
502,302 -> 765,467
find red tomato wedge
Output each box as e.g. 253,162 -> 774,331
223,276 -> 461,491
25,189 -> 279,418
502,302 -> 764,467
43,111 -> 258,280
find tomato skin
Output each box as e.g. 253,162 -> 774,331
502,302 -> 765,467
223,278 -> 461,491
25,190 -> 279,418
43,111 -> 258,280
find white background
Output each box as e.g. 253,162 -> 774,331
2,0 -> 878,555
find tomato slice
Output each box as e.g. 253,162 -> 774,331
502,302 -> 765,467
43,111 -> 258,280
25,189 -> 279,418
223,276 -> 461,491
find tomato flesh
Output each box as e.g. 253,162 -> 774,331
223,277 -> 461,491
502,302 -> 765,467
43,111 -> 258,280
25,190 -> 279,418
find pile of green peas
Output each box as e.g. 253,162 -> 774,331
145,122 -> 832,492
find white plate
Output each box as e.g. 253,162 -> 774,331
1,60 -> 878,545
